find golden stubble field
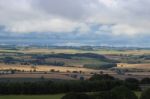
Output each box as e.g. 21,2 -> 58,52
0,64 -> 114,80
117,63 -> 150,69
0,63 -> 103,73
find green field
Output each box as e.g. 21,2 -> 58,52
0,94 -> 64,99
1,48 -> 150,55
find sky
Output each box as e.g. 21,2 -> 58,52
0,0 -> 150,47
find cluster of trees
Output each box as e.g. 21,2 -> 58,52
31,60 -> 65,66
0,80 -> 122,94
139,55 -> 150,60
1,56 -> 65,66
62,86 -> 138,99
2,56 -> 17,64
125,77 -> 150,85
31,53 -> 118,63
0,74 -> 140,95
31,53 -> 107,60
141,88 -> 150,99
65,88 -> 150,99
0,74 -> 150,98
84,63 -> 117,69
62,86 -> 150,99
141,78 -> 150,84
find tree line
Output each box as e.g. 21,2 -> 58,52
0,74 -> 140,95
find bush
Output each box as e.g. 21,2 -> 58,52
61,93 -> 91,99
111,86 -> 138,99
140,88 -> 150,99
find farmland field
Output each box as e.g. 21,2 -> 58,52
0,48 -> 150,55
0,64 -> 103,73
0,47 -> 150,80
117,63 -> 150,69
20,48 -> 150,55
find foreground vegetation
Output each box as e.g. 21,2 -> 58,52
0,74 -> 149,99
0,94 -> 64,99
0,92 -> 142,99
0,74 -> 140,95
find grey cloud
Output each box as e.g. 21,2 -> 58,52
0,0 -> 150,36
34,0 -> 85,19
32,0 -> 101,20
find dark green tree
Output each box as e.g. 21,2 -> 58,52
92,91 -> 112,99
141,78 -> 150,84
89,74 -> 115,81
140,88 -> 150,99
111,86 -> 138,99
125,78 -> 139,84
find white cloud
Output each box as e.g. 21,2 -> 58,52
98,0 -> 117,7
0,0 -> 150,36
5,18 -> 77,33
4,17 -> 92,34
111,24 -> 140,36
